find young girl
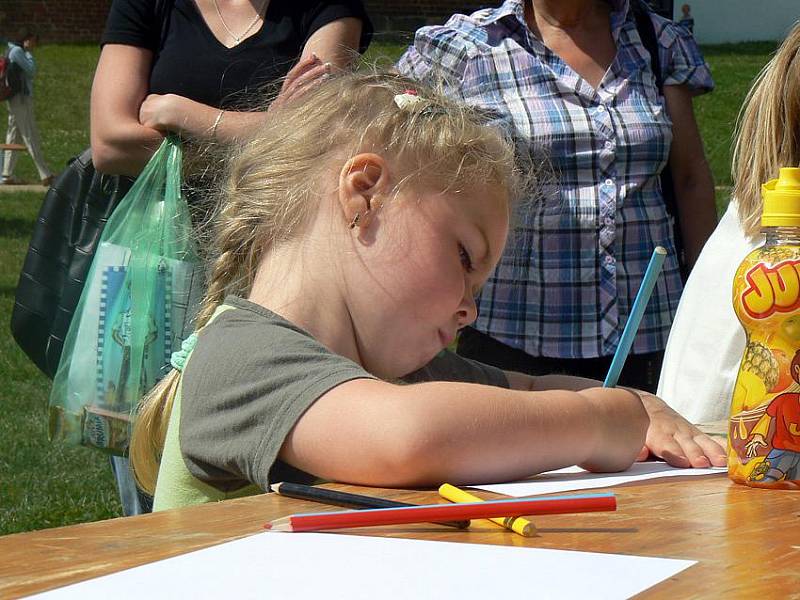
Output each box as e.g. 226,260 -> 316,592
131,71 -> 725,511
658,22 -> 800,423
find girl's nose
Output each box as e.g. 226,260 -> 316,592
456,293 -> 478,328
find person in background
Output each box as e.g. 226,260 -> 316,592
678,4 -> 694,33
658,22 -> 800,423
90,0 -> 371,516
1,31 -> 54,186
397,0 -> 717,396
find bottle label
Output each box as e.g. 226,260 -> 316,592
741,260 -> 800,319
730,249 -> 800,489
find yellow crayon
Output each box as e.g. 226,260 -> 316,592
438,483 -> 537,537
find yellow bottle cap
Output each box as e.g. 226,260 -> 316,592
762,167 -> 800,226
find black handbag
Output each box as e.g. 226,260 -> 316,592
11,149 -> 134,378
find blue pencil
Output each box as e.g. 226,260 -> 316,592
603,246 -> 667,388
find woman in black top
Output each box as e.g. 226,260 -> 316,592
91,0 -> 371,175
90,0 -> 370,516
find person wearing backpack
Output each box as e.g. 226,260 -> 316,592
1,30 -> 54,186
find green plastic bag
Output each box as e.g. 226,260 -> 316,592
49,137 -> 201,454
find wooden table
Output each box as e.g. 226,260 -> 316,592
1,473 -> 798,598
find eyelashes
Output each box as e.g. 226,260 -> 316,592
459,243 -> 474,273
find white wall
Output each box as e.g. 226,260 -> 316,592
675,0 -> 800,44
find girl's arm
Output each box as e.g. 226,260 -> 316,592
505,370 -> 727,468
664,84 -> 717,268
92,17 -> 364,176
279,379 -> 649,488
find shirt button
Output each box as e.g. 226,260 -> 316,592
604,141 -> 613,149
604,178 -> 614,187
604,255 -> 614,264
597,105 -> 606,112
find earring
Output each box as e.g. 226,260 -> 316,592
349,209 -> 370,230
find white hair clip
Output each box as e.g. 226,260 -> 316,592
394,89 -> 423,110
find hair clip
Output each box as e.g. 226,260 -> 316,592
394,90 -> 423,110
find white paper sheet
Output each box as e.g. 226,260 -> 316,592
32,531 -> 695,600
473,462 -> 726,497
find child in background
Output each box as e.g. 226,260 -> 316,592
658,22 -> 800,423
678,4 -> 694,33
131,71 -> 725,511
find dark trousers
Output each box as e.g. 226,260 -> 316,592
457,327 -> 663,393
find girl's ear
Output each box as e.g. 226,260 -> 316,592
338,153 -> 391,231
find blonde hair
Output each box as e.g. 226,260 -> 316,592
130,70 -> 529,494
732,22 -> 800,238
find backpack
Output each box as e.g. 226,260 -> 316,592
0,47 -> 23,101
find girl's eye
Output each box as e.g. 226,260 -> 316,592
459,244 -> 474,273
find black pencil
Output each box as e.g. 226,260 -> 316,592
270,482 -> 470,529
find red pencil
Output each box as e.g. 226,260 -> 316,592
265,492 -> 616,532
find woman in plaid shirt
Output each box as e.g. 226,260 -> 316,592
397,0 -> 716,393
397,0 -> 723,466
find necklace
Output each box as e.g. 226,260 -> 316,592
212,0 -> 266,45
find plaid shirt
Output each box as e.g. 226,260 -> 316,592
397,0 -> 713,359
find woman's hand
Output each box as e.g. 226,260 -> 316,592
139,93 -> 199,133
636,391 -> 727,467
269,53 -> 331,112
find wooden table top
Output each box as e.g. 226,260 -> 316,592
1,472 -> 798,599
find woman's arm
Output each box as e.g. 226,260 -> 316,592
505,369 -> 727,468
92,17 -> 363,175
279,379 -> 649,487
664,83 -> 717,268
90,44 -> 165,175
139,17 -> 364,142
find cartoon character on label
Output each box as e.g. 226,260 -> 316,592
745,348 -> 800,487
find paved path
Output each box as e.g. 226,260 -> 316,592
0,184 -> 47,193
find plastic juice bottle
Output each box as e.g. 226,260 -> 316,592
729,167 -> 800,489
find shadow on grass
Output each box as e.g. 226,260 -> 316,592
0,217 -> 34,239
0,285 -> 20,297
701,41 -> 778,56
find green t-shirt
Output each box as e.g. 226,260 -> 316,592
153,296 -> 508,511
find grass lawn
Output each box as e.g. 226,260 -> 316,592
0,39 -> 777,536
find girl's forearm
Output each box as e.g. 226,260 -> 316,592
292,381 -> 649,488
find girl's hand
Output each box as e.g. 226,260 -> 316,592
269,53 -> 331,112
636,392 -> 727,468
139,93 -> 197,133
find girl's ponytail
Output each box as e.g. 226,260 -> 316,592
129,370 -> 181,494
130,197 -> 261,494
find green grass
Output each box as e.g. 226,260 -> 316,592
0,40 -> 775,536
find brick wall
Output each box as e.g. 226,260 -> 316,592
1,0 -> 112,44
364,2 -> 489,33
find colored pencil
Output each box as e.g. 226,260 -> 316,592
270,482 -> 470,529
438,483 -> 536,537
603,246 -> 667,388
264,492 -> 616,532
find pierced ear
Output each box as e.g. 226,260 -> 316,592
338,153 -> 390,231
